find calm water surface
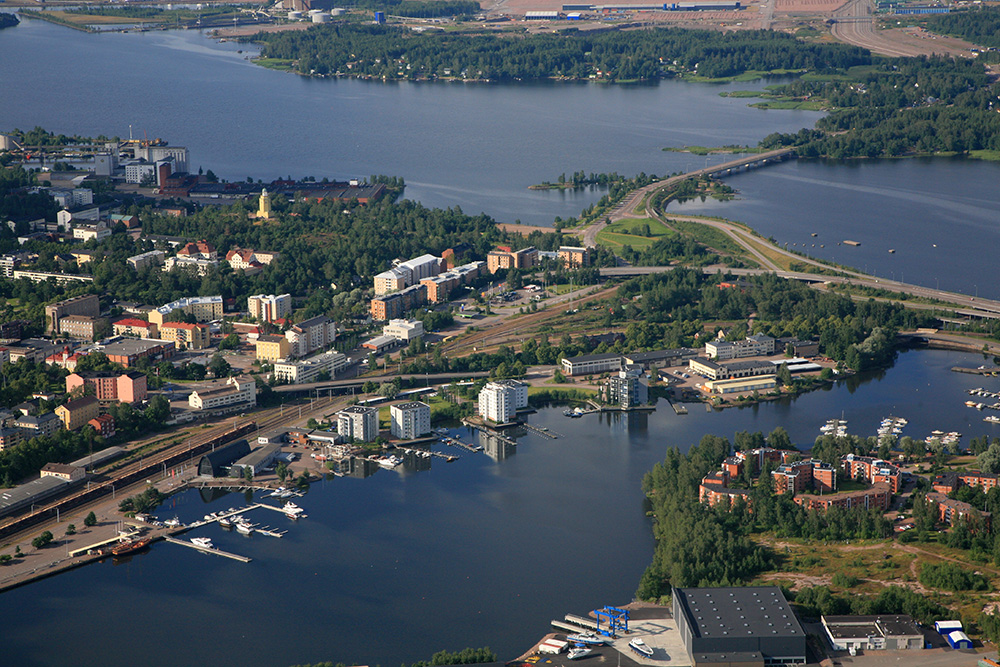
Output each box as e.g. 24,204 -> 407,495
0,18 -> 821,226
669,158 -> 1000,300
2,349 -> 999,667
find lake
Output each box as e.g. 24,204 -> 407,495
0,17 -> 821,227
2,348 -> 998,667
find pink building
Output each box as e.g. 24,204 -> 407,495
66,371 -> 147,404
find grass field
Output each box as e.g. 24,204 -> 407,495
254,58 -> 296,71
595,217 -> 673,249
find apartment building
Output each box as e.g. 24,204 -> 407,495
188,375 -> 256,411
248,293 -> 292,323
45,294 -> 100,334
370,284 -> 427,321
255,334 -> 290,362
390,401 -> 431,440
66,371 -> 147,404
478,380 -> 528,423
149,296 -> 222,326
272,351 -> 347,384
160,321 -> 210,350
336,406 -> 379,443
486,246 -> 538,274
112,318 -> 159,339
55,396 -> 101,431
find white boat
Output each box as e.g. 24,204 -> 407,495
629,638 -> 653,658
235,520 -> 253,535
283,502 -> 305,518
567,633 -> 607,646
191,537 -> 213,548
568,647 -> 594,660
377,455 -> 402,469
164,517 -> 182,528
268,487 -> 287,497
218,516 -> 233,528
986,416 -> 1000,424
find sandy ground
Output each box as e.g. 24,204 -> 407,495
775,0 -> 845,14
211,22 -> 313,37
877,26 -> 977,58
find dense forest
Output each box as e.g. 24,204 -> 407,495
251,25 -> 870,81
918,6 -> 1000,50
759,55 -> 1000,157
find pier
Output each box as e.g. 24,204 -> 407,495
463,422 -> 518,448
163,536 -> 251,562
953,366 -> 1000,375
522,423 -> 561,439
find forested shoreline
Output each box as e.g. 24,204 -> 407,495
249,25 -> 870,81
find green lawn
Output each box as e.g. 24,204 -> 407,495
596,217 -> 674,249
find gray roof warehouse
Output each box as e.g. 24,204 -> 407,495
672,586 -> 807,667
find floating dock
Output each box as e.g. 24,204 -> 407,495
953,366 -> 1000,375
522,424 -> 560,439
565,614 -> 600,631
163,536 -> 251,562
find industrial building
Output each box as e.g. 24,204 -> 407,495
673,586 -> 807,667
703,376 -> 777,395
822,615 -> 924,652
561,352 -> 623,377
230,444 -> 281,477
197,439 -> 252,477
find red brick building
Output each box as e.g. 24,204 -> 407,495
88,413 -> 116,439
793,483 -> 892,512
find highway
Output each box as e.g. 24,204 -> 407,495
830,0 -> 929,57
579,148 -> 794,248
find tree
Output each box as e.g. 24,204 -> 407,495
65,524 -> 76,535
219,333 -> 240,350
766,426 -> 793,451
776,363 -> 792,387
84,511 -> 97,527
208,354 -> 232,378
979,442 -> 1000,474
276,461 -> 288,483
243,465 -> 254,482
31,530 -> 54,549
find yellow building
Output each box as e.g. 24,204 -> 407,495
149,296 -> 223,326
257,188 -> 273,220
160,322 -> 211,350
55,395 -> 101,431
255,334 -> 290,362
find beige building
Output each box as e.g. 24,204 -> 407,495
558,245 -> 591,268
256,334 -> 291,362
58,315 -> 106,340
45,294 -> 100,334
41,462 -> 86,482
248,293 -> 292,322
188,375 -> 256,411
149,296 -> 223,326
160,322 -> 210,350
486,246 -> 538,274
55,396 -> 101,431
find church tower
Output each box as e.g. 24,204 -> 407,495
257,188 -> 273,220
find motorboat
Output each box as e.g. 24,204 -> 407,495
268,487 -> 287,497
164,517 -> 182,528
235,520 -> 253,535
568,646 -> 593,660
377,455 -> 402,469
191,537 -> 213,549
628,638 -> 653,658
566,633 -> 607,646
218,516 -> 233,528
